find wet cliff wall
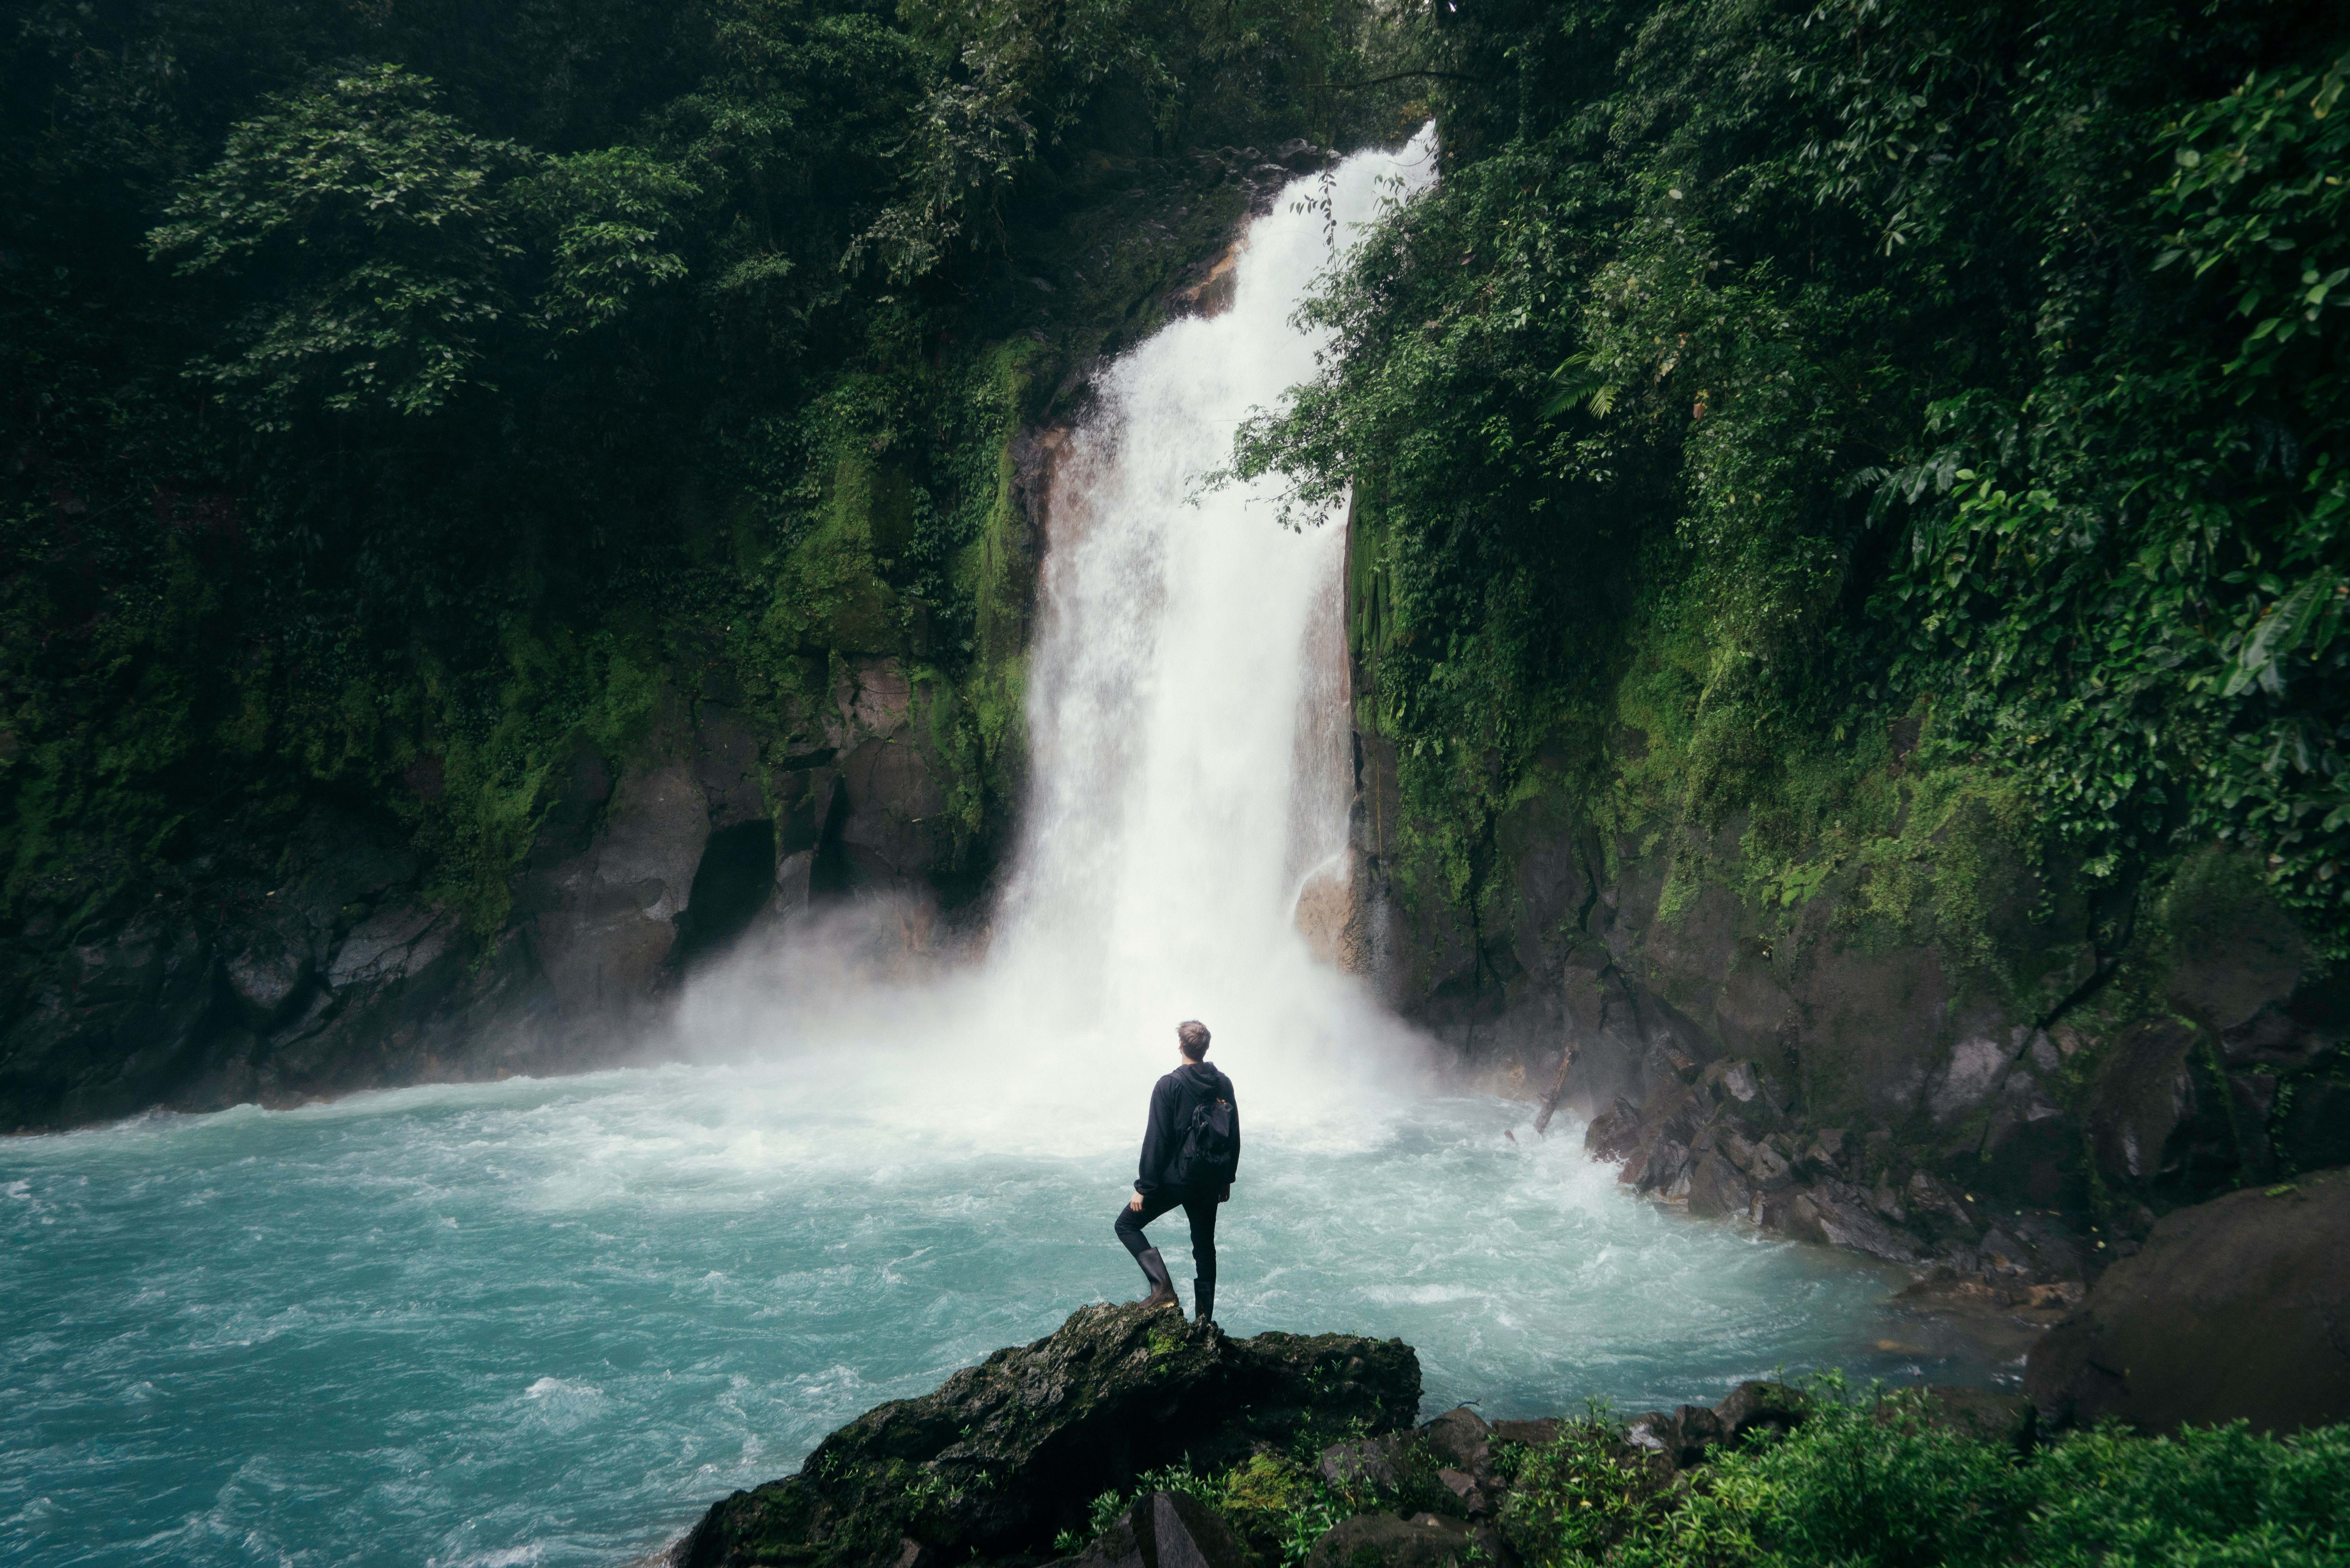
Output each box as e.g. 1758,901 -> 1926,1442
1342,487 -> 2348,1275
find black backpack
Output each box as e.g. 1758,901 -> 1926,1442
1168,1094 -> 1238,1191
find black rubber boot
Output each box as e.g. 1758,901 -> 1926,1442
1194,1277 -> 1215,1325
1133,1247 -> 1178,1311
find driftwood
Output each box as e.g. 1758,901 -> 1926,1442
1531,1043 -> 1580,1136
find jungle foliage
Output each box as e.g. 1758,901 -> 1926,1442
1064,1381 -> 2349,1568
1230,0 -> 2350,949
2,0 -> 1406,923
1494,1385 -> 2349,1568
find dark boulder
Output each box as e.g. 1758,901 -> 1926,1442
1486,1419 -> 1560,1450
1907,1386 -> 2035,1451
1061,1492 -> 1252,1568
1302,1513 -> 1475,1568
1713,1380 -> 1809,1444
683,1304 -> 1420,1568
2026,1167 -> 2350,1435
1435,1467 -> 1489,1517
1319,1436 -> 1403,1491
1764,1179 -> 1921,1264
1624,1405 -> 1726,1471
1416,1406 -> 1492,1473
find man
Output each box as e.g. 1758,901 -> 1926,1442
1115,1019 -> 1239,1323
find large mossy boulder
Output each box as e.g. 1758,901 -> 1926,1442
683,1304 -> 1420,1568
2026,1167 -> 2350,1435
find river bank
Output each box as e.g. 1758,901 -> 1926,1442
679,1273 -> 2350,1568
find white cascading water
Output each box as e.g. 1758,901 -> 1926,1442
0,133 -> 1997,1568
680,135 -> 1437,1144
982,129 -> 1431,1113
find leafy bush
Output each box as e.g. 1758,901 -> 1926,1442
1043,1383 -> 2349,1568
1527,1383 -> 2350,1568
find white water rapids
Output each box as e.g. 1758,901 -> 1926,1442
0,133 -> 2001,1568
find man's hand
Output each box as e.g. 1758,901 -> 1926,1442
1128,1192 -> 1144,1212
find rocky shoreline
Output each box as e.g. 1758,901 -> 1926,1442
675,1196 -> 2350,1568
680,1304 -> 1421,1568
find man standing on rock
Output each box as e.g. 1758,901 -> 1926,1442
1117,1019 -> 1239,1323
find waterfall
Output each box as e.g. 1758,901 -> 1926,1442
671,132 -> 1446,1139
984,128 -> 1439,1094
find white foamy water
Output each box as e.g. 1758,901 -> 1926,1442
0,134 -> 2000,1568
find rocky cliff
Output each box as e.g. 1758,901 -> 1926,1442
1337,498 -> 2349,1286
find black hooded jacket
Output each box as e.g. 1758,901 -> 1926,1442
1135,1061 -> 1240,1197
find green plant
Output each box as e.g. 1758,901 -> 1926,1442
1223,0 -> 2350,961
1487,1380 -> 2350,1568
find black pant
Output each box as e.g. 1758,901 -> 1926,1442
1114,1189 -> 1218,1282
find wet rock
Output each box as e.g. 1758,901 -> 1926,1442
527,758 -> 709,1014
2162,867 -> 2308,1032
2230,1071 -> 2279,1124
221,929 -> 311,1027
1319,1436 -> 1402,1491
1685,1150 -> 1753,1219
1976,1064 -> 2081,1210
1713,1381 -> 1808,1443
1770,1179 -> 1920,1264
1065,1492 -> 1252,1568
684,1304 -> 1420,1568
1,919 -> 217,1128
1304,1513 -> 1474,1568
1486,1418 -> 1561,1450
1615,1078 -> 1709,1194
326,903 -> 453,991
1902,1173 -> 1984,1244
1583,1099 -> 1646,1164
2026,1168 -> 2350,1435
2221,996 -> 2341,1073
1926,1034 -> 2010,1126
1796,1127 -> 1847,1175
1624,1405 -> 1725,1470
2085,1019 -> 2198,1188
1888,1270 -> 2083,1365
1435,1468 -> 1488,1516
694,705 -> 769,828
1418,1406 -> 1492,1473
835,735 -> 946,893
1909,1387 -> 2035,1450
1745,1135 -> 1795,1192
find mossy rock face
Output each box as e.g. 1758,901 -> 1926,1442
1059,1490 -> 1253,1568
2026,1168 -> 2350,1436
682,1303 -> 1421,1568
1302,1513 -> 1474,1568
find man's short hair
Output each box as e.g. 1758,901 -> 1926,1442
1177,1020 -> 1211,1060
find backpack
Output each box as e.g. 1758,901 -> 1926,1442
1168,1094 -> 1238,1191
